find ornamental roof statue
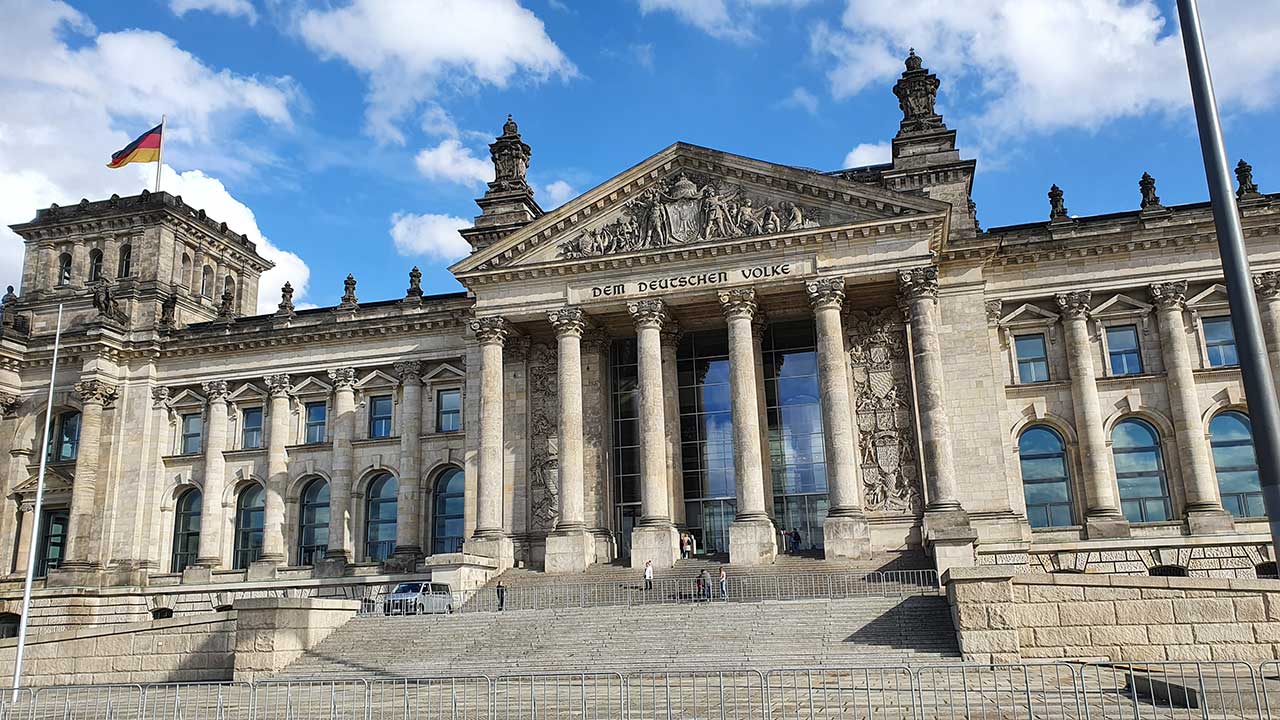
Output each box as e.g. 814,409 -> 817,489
489,114 -> 532,193
892,49 -> 945,136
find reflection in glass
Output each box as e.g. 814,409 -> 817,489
233,485 -> 265,569
678,330 -> 736,555
432,467 -> 465,554
1017,427 -> 1073,528
365,473 -> 398,561
171,489 -> 202,572
1210,411 -> 1263,518
764,320 -> 827,551
1111,419 -> 1171,523
297,479 -> 329,565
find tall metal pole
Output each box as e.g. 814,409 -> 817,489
1177,0 -> 1280,553
10,304 -> 62,698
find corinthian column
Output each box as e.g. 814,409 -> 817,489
392,362 -> 423,566
197,380 -> 230,567
1055,292 -> 1129,538
625,300 -> 679,568
807,279 -> 870,558
464,316 -> 515,568
63,379 -> 117,570
259,374 -> 291,566
660,321 -> 685,526
718,288 -> 777,566
1149,281 -> 1233,534
1257,272 -> 1280,384
544,307 -> 595,573
325,367 -> 356,566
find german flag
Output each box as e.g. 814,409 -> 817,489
107,123 -> 163,169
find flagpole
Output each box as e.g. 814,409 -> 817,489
154,115 -> 165,194
10,304 -> 62,701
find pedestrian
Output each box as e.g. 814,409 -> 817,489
496,580 -> 506,612
793,528 -> 803,552
699,569 -> 712,601
718,567 -> 728,601
680,533 -> 689,559
694,574 -> 704,601
644,559 -> 654,591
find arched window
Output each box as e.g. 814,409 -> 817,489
1017,427 -> 1074,528
200,266 -> 213,297
47,411 -> 81,462
1209,411 -> 1263,518
57,253 -> 72,286
297,479 -> 330,565
1112,418 -> 1172,523
181,253 -> 192,287
365,474 -> 398,562
88,249 -> 103,282
1149,564 -> 1188,578
117,245 -> 131,278
233,485 -> 265,569
0,613 -> 19,639
431,467 -> 465,554
171,489 -> 202,573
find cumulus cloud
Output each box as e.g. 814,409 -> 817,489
169,0 -> 258,23
541,180 -> 576,208
812,1 -> 1280,142
296,0 -> 575,144
779,87 -> 819,114
0,0 -> 306,303
842,142 -> 891,168
390,212 -> 472,261
637,0 -> 812,42
414,139 -> 493,187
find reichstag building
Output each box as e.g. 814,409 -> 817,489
1,51 -> 1278,627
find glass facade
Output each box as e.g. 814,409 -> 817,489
763,320 -> 827,552
677,330 -> 737,556
609,339 -> 641,559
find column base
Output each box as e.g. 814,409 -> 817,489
313,556 -> 349,578
922,507 -> 971,539
927,526 -> 978,581
181,566 -> 213,584
544,530 -> 595,574
1186,509 -> 1236,535
629,524 -> 680,569
1085,514 -> 1131,539
729,518 -> 777,567
823,513 -> 872,560
464,535 -> 515,572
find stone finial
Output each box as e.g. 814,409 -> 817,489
215,290 -> 235,322
1139,172 -> 1163,210
0,393 -> 20,417
892,49 -> 944,135
1255,271 -> 1280,299
717,288 -> 758,320
276,282 -> 295,317
1,285 -> 15,306
201,380 -> 230,401
469,315 -> 511,344
985,299 -> 1003,324
406,266 -> 423,298
328,367 -> 357,389
1048,184 -> 1068,221
805,278 -> 847,310
547,306 -> 588,337
264,374 -> 292,398
1148,280 -> 1188,310
1055,291 -> 1092,319
392,361 -> 422,384
73,379 -> 118,407
339,274 -> 358,309
489,114 -> 532,193
627,298 -> 670,328
1237,159 -> 1261,200
159,293 -> 177,330
897,266 -> 939,302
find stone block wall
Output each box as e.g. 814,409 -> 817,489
946,566 -> 1280,664
232,598 -> 361,682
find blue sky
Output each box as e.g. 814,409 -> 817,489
3,1 -> 1279,312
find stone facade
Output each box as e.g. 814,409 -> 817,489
1,52 -> 1279,629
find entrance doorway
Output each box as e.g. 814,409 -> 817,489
774,493 -> 827,553
684,498 -> 735,557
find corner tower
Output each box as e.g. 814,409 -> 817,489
461,115 -> 544,254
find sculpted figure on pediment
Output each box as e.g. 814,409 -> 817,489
559,172 -> 821,259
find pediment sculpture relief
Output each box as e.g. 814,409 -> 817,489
559,172 -> 822,259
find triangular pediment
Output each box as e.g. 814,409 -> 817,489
451,143 -> 950,277
1187,284 -> 1230,309
13,468 -> 73,497
1092,293 -> 1153,318
999,303 -> 1059,326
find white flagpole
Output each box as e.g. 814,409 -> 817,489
154,115 -> 165,194
10,304 -> 62,700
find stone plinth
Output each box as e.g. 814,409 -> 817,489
464,536 -> 515,572
544,530 -> 594,574
420,552 -> 500,592
729,519 -> 777,567
823,514 -> 872,560
928,524 -> 978,581
232,597 -> 360,682
630,524 -> 679,569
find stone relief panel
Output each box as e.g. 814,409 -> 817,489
527,341 -> 559,532
846,307 -> 923,515
559,172 -> 824,259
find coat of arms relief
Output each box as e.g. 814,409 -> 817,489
558,172 -> 823,259
847,307 -> 923,515
527,342 -> 560,531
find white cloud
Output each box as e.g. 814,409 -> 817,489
813,1 -> 1280,142
414,139 -> 493,187
169,0 -> 258,23
296,0 -> 575,144
0,0 -> 306,303
542,180 -> 575,208
390,212 -> 472,261
842,142 -> 891,168
780,87 -> 819,114
638,0 -> 812,42
420,104 -> 460,138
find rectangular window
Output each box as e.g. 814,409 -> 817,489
436,389 -> 461,433
241,407 -> 263,449
1106,324 -> 1143,376
1203,316 -> 1238,367
1015,333 -> 1050,383
369,395 -> 393,438
181,413 -> 203,455
304,402 -> 327,444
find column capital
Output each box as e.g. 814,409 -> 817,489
0,392 -> 20,417
985,299 -> 1004,325
659,318 -> 683,349
547,306 -> 588,337
469,315 -> 511,344
805,278 -> 846,310
1255,271 -> 1280,299
1148,280 -> 1188,310
151,386 -> 172,409
628,298 -> 669,329
1054,290 -> 1092,320
897,266 -> 939,302
73,379 -> 117,407
201,380 -> 230,401
264,374 -> 292,398
392,361 -> 422,384
717,288 -> 757,321
328,367 -> 358,389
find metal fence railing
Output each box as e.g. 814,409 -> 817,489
8,661 -> 1280,720
356,569 -> 940,618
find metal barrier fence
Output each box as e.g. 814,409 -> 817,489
357,569 -> 940,617
8,661 -> 1280,720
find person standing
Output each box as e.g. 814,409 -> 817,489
699,569 -> 712,601
496,580 -> 506,612
718,567 -> 728,601
644,560 -> 654,591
